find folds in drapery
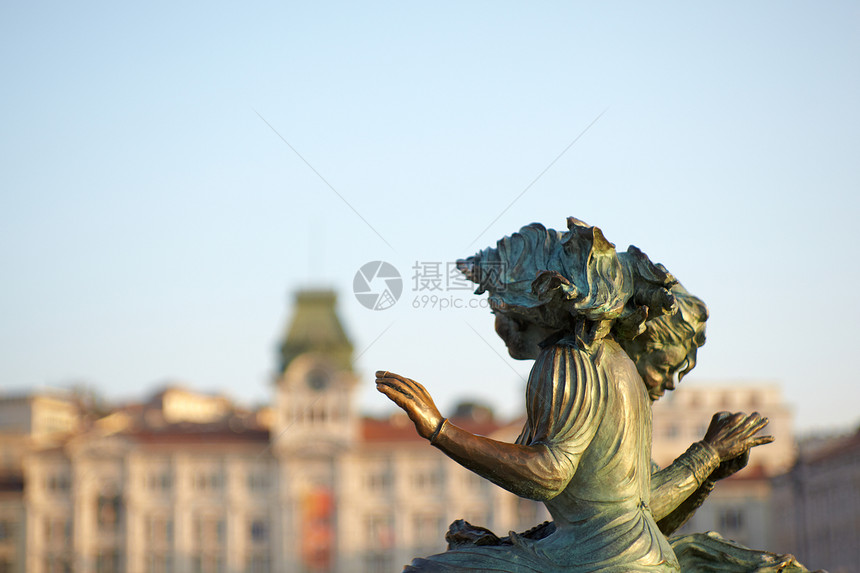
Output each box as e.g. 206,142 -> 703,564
516,343 -> 608,473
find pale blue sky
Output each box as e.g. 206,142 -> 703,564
2,2 -> 858,432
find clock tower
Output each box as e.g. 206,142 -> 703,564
270,289 -> 360,570
272,289 -> 359,455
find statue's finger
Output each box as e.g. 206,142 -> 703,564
747,416 -> 770,434
376,385 -> 406,409
376,380 -> 415,402
396,377 -> 429,401
720,413 -> 748,436
375,382 -> 400,400
399,376 -> 423,391
734,415 -> 769,439
733,414 -> 760,431
748,435 -> 775,448
376,379 -> 410,396
377,369 -> 410,384
375,376 -> 402,388
376,370 -> 403,379
706,411 -> 731,438
410,381 -> 437,405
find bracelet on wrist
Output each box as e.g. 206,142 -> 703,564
677,441 -> 721,485
430,418 -> 448,444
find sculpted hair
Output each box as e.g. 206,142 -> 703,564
458,217 -> 678,345
620,284 -> 709,381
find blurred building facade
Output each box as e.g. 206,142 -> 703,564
0,390 -> 83,573
770,428 -> 860,573
0,290 -> 546,573
650,383 -> 797,550
1,289 -> 825,572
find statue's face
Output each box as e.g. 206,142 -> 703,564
639,344 -> 688,401
494,313 -> 552,360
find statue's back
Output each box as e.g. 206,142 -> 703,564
513,339 -> 679,572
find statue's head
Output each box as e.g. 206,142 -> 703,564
459,218 -> 627,359
459,217 -> 677,355
491,312 -> 554,360
619,285 -> 708,401
459,218 -> 708,390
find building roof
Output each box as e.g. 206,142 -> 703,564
803,426 -> 860,465
279,290 -> 354,373
127,419 -> 270,445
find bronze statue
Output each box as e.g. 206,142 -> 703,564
377,218 -> 814,572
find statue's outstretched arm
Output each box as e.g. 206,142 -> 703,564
650,411 -> 773,534
431,419 -> 573,501
650,443 -> 720,532
376,371 -> 575,501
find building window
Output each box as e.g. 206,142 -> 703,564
192,554 -> 223,573
193,516 -> 224,547
96,551 -> 120,573
718,507 -> 744,531
247,554 -> 269,573
47,473 -> 71,492
146,554 -> 173,573
44,517 -> 72,547
366,514 -> 394,548
193,470 -> 223,492
147,472 -> 172,491
97,495 -> 122,532
307,406 -> 330,424
247,472 -> 269,492
365,470 -> 391,491
250,519 -> 267,543
364,552 -> 392,573
44,556 -> 72,573
0,519 -> 14,540
411,469 -> 441,491
146,516 -> 173,549
412,513 -> 445,543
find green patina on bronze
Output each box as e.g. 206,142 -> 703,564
280,290 -> 354,373
376,218 -> 819,572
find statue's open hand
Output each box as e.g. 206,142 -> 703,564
375,371 -> 443,440
703,411 -> 774,464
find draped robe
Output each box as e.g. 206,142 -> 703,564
407,339 -> 680,572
